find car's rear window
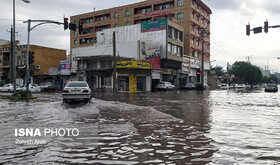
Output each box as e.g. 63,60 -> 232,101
66,82 -> 88,87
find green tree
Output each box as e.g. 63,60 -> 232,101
229,61 -> 263,86
212,66 -> 225,76
262,76 -> 271,83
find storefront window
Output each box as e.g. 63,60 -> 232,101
137,76 -> 146,92
104,77 -> 111,87
118,76 -> 129,91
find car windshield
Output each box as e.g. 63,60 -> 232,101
66,82 -> 88,87
267,84 -> 276,87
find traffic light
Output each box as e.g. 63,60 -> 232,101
246,24 -> 250,36
264,20 -> 268,33
79,21 -> 83,34
64,17 -> 69,30
29,51 -> 35,65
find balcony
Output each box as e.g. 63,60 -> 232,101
154,1 -> 174,11
134,6 -> 152,15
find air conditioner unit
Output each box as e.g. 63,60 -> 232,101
35,64 -> 40,70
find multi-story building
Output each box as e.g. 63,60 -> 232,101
72,19 -> 184,92
0,42 -> 66,85
70,0 -> 211,62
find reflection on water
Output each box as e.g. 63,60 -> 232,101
0,90 -> 279,164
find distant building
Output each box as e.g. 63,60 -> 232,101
0,42 -> 66,85
70,0 -> 212,63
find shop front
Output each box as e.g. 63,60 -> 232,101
116,61 -> 151,93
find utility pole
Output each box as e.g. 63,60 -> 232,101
9,26 -> 13,83
245,55 -> 252,63
227,62 -> 230,84
200,28 -> 205,90
112,31 -> 117,93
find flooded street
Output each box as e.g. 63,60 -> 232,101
0,89 -> 280,164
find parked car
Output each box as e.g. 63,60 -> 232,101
181,83 -> 196,90
39,82 -> 56,92
155,82 -> 174,90
18,84 -> 41,93
0,83 -> 20,92
62,81 -> 91,103
265,83 -> 278,92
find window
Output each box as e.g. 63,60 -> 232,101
90,18 -> 93,23
125,22 -> 131,26
74,40 -> 78,45
197,15 -> 199,22
192,38 -> 194,45
196,41 -> 199,46
114,24 -> 119,28
74,31 -> 77,35
173,45 -> 177,54
104,77 -> 112,87
125,10 -> 130,16
74,20 -> 77,25
192,13 -> 194,19
101,61 -> 112,69
0,60 -> 2,63
114,12 -> 119,18
177,13 -> 183,19
87,61 -> 97,69
179,31 -> 183,41
168,43 -> 171,52
178,0 -> 183,6
178,46 -> 183,57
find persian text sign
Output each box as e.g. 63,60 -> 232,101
60,60 -> 71,75
48,67 -> 59,76
116,61 -> 150,69
141,19 -> 167,33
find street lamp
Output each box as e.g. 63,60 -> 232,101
12,0 -> 30,95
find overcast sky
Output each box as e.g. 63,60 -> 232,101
1,0 -> 280,72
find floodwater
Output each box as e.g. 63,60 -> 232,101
0,89 -> 279,164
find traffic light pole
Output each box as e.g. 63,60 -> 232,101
26,19 -> 30,93
23,19 -> 64,93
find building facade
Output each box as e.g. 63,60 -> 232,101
71,19 -> 184,92
0,43 -> 66,85
70,0 -> 211,62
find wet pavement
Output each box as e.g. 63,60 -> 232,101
0,89 -> 279,164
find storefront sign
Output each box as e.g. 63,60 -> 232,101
204,62 -> 210,70
116,61 -> 150,69
161,59 -> 181,70
152,71 -> 160,79
141,19 -> 167,33
60,60 -> 71,75
190,69 -> 197,77
142,56 -> 161,70
182,57 -> 190,74
190,58 -> 200,69
48,67 -> 59,76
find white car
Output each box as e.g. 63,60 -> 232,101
62,81 -> 91,103
155,82 -> 174,90
18,84 -> 41,93
0,83 -> 20,92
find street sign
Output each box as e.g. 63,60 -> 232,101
253,26 -> 262,34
